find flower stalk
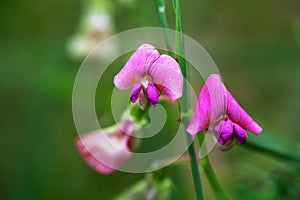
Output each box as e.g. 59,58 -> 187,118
154,0 -> 173,52
171,0 -> 204,199
197,133 -> 230,200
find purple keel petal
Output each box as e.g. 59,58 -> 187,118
114,44 -> 160,90
186,74 -> 226,135
145,82 -> 160,105
226,90 -> 262,135
75,123 -> 134,174
130,83 -> 143,103
233,123 -> 248,144
148,54 -> 183,102
235,137 -> 246,145
218,120 -> 234,145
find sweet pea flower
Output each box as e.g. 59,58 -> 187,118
114,44 -> 183,106
187,74 -> 262,148
76,120 -> 135,174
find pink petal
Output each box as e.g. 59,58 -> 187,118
75,121 -> 135,174
148,54 -> 183,102
226,91 -> 262,135
114,44 -> 160,90
76,136 -> 115,174
187,74 -> 226,135
118,120 -> 136,136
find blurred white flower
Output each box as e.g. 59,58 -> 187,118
88,10 -> 112,34
67,9 -> 117,60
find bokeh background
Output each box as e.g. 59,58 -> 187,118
1,0 -> 300,199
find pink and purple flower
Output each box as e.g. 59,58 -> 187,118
187,74 -> 262,147
114,43 -> 183,106
76,120 -> 135,174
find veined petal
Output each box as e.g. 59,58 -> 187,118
186,84 -> 210,135
76,135 -> 115,174
226,90 -> 262,135
76,121 -> 135,174
148,54 -> 183,102
114,44 -> 160,90
187,74 -> 226,135
207,75 -> 227,122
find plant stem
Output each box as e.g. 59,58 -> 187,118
242,141 -> 299,162
154,0 -> 173,52
171,0 -> 190,111
171,0 -> 204,199
185,135 -> 204,200
154,0 -> 205,198
197,134 -> 230,200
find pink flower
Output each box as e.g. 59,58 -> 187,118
114,44 -> 183,106
75,120 -> 135,174
187,74 -> 262,147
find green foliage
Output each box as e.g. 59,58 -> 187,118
114,173 -> 174,200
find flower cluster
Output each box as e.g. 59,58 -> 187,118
76,120 -> 135,174
75,44 -> 262,173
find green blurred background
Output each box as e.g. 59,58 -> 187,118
1,0 -> 300,199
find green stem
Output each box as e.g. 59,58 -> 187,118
242,141 -> 299,162
154,0 -> 173,52
171,0 -> 190,111
185,135 -> 204,200
171,1 -> 203,199
154,0 -> 205,198
197,134 -> 230,200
